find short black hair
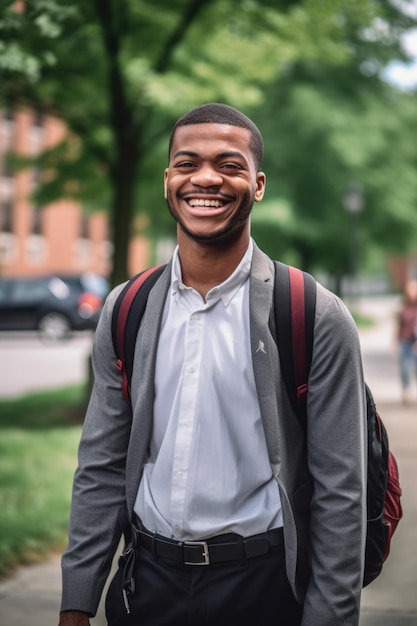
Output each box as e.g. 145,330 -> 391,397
169,103 -> 264,171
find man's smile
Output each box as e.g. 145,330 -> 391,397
187,198 -> 227,208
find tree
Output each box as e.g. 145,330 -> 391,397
256,78 -> 417,268
1,0 -> 414,285
251,4 -> 417,287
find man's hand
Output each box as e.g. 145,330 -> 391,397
58,611 -> 90,626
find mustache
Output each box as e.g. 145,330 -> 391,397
180,189 -> 234,201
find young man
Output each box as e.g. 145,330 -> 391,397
59,103 -> 367,626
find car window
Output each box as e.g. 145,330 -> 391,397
0,282 -> 10,301
59,277 -> 82,291
58,274 -> 108,299
0,274 -> 109,305
48,277 -> 71,300
81,273 -> 109,298
10,279 -> 50,302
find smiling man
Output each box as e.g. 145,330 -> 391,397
165,117 -> 265,245
58,103 -> 367,626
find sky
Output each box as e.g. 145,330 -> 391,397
383,27 -> 417,89
382,0 -> 417,89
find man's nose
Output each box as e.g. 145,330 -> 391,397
190,165 -> 223,187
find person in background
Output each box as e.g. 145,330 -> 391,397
397,279 -> 417,404
58,103 -> 367,626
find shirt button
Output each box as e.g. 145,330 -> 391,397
176,471 -> 183,478
189,367 -> 195,374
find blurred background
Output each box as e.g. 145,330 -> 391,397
1,0 -> 417,293
1,0 -> 417,624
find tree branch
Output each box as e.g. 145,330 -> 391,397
154,0 -> 212,73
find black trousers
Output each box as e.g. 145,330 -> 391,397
105,540 -> 303,626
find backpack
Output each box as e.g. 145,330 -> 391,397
272,262 -> 403,587
111,261 -> 403,587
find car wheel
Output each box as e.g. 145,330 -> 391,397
38,313 -> 72,342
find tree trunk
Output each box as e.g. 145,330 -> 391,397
110,139 -> 140,287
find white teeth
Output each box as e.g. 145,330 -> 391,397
188,199 -> 224,208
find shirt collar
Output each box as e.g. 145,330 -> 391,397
171,239 -> 253,307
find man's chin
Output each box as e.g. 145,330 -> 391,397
179,223 -> 245,246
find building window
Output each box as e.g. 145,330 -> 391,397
0,151 -> 14,198
25,234 -> 47,264
33,110 -> 44,128
0,110 -> 15,153
1,200 -> 13,233
80,214 -> 89,239
32,205 -> 43,236
32,166 -> 42,187
1,109 -> 14,131
0,232 -> 17,267
30,111 -> 44,155
100,239 -> 113,262
2,153 -> 13,179
3,108 -> 14,124
0,192 -> 16,266
74,238 -> 91,266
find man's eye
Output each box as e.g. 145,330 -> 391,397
177,162 -> 196,168
222,163 -> 241,170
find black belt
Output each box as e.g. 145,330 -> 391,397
132,524 -> 284,566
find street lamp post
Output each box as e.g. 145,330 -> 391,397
343,181 -> 363,276
343,181 -> 364,299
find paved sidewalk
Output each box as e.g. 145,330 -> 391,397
1,296 -> 416,625
355,297 -> 417,625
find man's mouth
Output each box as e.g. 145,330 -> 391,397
187,199 -> 227,208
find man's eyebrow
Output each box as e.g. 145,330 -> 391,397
172,150 -> 199,159
172,150 -> 247,161
217,151 -> 246,161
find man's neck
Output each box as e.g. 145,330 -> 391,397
177,232 -> 250,301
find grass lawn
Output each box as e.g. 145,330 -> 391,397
0,386 -> 84,579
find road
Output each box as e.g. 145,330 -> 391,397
0,331 -> 94,399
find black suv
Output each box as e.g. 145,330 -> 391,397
0,273 -> 109,341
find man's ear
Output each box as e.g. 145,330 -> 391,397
254,172 -> 266,202
163,169 -> 169,199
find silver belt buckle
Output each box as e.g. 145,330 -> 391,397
184,540 -> 210,565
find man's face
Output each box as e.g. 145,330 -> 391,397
164,123 -> 266,244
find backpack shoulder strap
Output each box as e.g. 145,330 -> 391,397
111,264 -> 167,403
273,261 -> 316,430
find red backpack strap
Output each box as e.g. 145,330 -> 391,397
289,266 -> 309,404
273,261 -> 316,430
111,265 -> 166,403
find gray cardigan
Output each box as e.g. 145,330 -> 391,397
61,244 -> 367,625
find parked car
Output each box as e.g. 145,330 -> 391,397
0,273 -> 110,341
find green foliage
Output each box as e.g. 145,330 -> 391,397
255,60 -> 417,276
0,427 -> 80,578
0,0 -> 75,83
0,385 -> 84,429
351,310 -> 375,328
0,385 -> 84,578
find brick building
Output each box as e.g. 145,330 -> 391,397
0,107 -> 150,279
